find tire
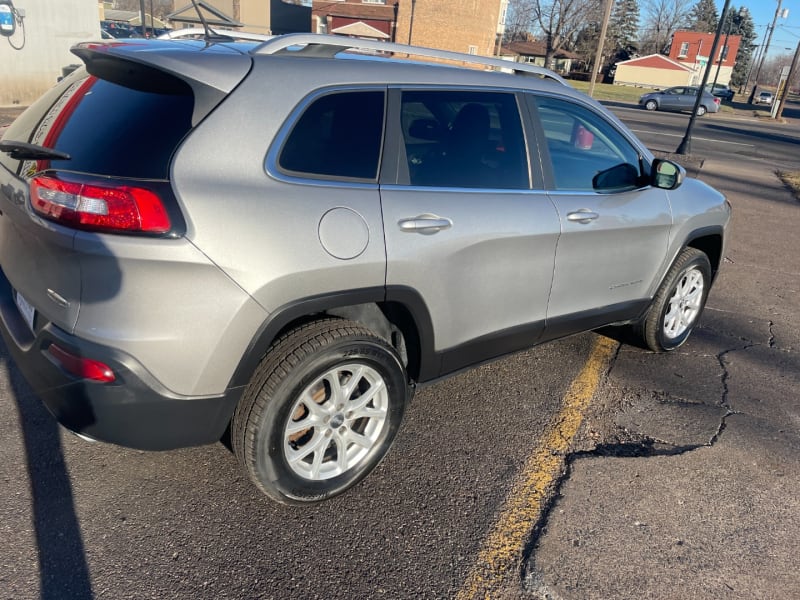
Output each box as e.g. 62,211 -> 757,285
645,99 -> 658,111
696,105 -> 707,116
636,248 -> 712,352
232,319 -> 410,505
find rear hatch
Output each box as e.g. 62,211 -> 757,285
0,39 -> 252,338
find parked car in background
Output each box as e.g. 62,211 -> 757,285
639,86 -> 721,116
754,91 -> 774,105
0,33 -> 731,505
704,83 -> 734,102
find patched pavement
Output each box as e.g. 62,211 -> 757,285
525,157 -> 800,599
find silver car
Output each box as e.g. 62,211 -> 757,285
639,86 -> 721,116
0,33 -> 730,504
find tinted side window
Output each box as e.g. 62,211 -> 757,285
400,90 -> 528,189
534,97 -> 641,191
279,91 -> 385,181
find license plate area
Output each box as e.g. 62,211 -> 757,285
14,290 -> 35,333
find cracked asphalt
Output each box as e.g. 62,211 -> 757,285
525,155 -> 800,599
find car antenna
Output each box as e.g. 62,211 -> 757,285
189,0 -> 232,43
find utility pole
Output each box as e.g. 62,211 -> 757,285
747,0 -> 784,104
588,0 -> 614,98
677,0 -> 730,155
139,0 -> 146,37
774,40 -> 800,120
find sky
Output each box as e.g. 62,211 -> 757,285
718,0 -> 800,60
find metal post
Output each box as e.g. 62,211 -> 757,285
676,0 -> 730,155
407,0 -> 416,45
588,0 -> 614,98
747,0 -> 783,104
139,0 -> 146,37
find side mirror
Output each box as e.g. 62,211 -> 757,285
592,163 -> 640,193
0,0 -> 16,37
651,159 -> 685,190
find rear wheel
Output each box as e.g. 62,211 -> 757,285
636,248 -> 711,352
645,99 -> 658,111
232,319 -> 410,504
696,105 -> 707,116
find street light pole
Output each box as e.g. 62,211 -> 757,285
711,9 -> 742,92
747,0 -> 784,104
676,0 -> 730,155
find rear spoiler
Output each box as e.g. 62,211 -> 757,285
71,39 -> 253,126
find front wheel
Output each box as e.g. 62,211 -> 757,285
645,99 -> 658,111
636,248 -> 712,352
696,105 -> 707,116
232,319 -> 410,504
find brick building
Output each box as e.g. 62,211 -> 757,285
312,0 -> 507,56
667,30 -> 741,86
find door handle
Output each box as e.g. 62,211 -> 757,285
398,214 -> 453,234
567,209 -> 599,224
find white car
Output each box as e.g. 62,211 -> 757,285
755,91 -> 774,105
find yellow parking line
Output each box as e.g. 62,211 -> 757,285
456,335 -> 619,600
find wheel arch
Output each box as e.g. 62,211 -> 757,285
684,227 -> 724,281
226,286 -> 437,393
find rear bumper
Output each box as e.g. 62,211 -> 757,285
0,269 -> 242,450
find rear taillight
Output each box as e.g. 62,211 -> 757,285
47,343 -> 116,383
30,174 -> 170,234
714,97 -> 721,105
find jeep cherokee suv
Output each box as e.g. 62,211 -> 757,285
0,33 -> 730,504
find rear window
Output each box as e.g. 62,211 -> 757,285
1,71 -> 193,179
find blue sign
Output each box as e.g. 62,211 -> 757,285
0,3 -> 15,37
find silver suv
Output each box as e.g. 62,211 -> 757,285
0,33 -> 730,504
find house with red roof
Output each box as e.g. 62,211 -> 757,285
613,30 -> 742,89
613,54 -> 696,88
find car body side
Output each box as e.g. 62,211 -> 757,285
0,42 -> 730,451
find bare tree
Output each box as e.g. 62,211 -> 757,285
532,0 -> 602,69
639,0 -> 693,55
504,0 -> 538,42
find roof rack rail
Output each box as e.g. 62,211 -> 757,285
159,27 -> 274,43
252,33 -> 568,85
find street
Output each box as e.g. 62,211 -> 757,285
1,105 -> 799,599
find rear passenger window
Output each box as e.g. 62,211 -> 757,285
279,91 -> 385,181
534,97 -> 641,191
400,90 -> 528,189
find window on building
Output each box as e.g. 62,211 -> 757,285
678,41 -> 689,57
718,45 -> 729,61
468,45 -> 478,55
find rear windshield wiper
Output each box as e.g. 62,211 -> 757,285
0,140 -> 71,161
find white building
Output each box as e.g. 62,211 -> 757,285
0,0 -> 101,107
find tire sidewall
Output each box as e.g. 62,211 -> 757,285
252,338 -> 408,504
697,105 -> 707,116
646,100 -> 657,111
654,255 -> 711,351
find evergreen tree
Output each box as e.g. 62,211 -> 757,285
724,6 -> 757,89
688,0 -> 719,33
606,0 -> 640,63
